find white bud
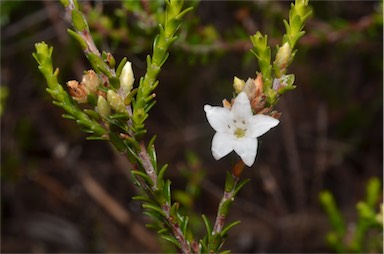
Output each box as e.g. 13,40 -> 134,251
67,80 -> 88,103
82,70 -> 99,94
96,95 -> 110,119
275,42 -> 291,70
119,61 -> 134,98
233,76 -> 245,93
107,90 -> 126,113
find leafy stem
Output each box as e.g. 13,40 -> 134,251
250,0 -> 312,107
132,0 -> 193,138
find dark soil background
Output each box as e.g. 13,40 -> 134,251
1,1 -> 383,253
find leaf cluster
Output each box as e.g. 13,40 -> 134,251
319,178 -> 383,253
250,0 -> 312,107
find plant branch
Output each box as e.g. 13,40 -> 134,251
138,141 -> 157,189
212,175 -> 239,235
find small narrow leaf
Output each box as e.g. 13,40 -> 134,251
163,179 -> 172,205
202,214 -> 212,242
220,220 -> 241,237
181,216 -> 189,236
160,234 -> 181,248
157,164 -> 169,188
132,195 -> 153,204
234,178 -> 250,196
142,203 -> 166,217
62,114 -> 76,120
109,132 -> 127,152
116,57 -> 128,77
131,170 -> 153,186
86,136 -> 108,141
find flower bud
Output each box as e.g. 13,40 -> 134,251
274,42 -> 291,70
81,70 -> 99,94
272,74 -> 295,94
119,61 -> 134,98
67,80 -> 88,103
96,95 -> 111,119
107,90 -> 126,113
242,78 -> 257,100
222,99 -> 231,109
233,76 -> 245,93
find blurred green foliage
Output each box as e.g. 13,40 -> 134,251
320,178 -> 383,253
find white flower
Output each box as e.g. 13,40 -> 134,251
204,92 -> 279,167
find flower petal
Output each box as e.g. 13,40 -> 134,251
211,132 -> 234,160
248,114 -> 279,138
233,137 -> 258,167
204,105 -> 232,132
231,92 -> 253,120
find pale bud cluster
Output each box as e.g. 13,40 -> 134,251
232,74 -> 269,114
66,61 -> 135,120
97,61 -> 135,117
67,70 -> 99,103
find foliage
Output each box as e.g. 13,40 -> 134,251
319,178 -> 383,253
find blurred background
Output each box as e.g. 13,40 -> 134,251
1,0 -> 382,253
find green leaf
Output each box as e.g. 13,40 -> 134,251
147,136 -> 158,172
160,234 -> 181,248
366,177 -> 381,207
109,113 -> 129,120
109,132 -> 126,152
71,9 -> 88,32
67,29 -> 87,50
234,178 -> 250,196
142,203 -> 166,217
116,57 -> 128,78
60,0 -> 70,8
209,233 -> 223,252
319,190 -> 346,236
131,170 -> 153,186
143,210 -> 165,222
86,53 -> 112,78
221,220 -> 241,237
86,135 -> 108,141
83,109 -> 100,121
180,216 -> 189,236
163,179 -> 172,205
202,214 -> 212,242
170,202 -> 180,220
157,164 -> 169,188
224,171 -> 235,192
109,76 -> 120,90
132,195 -> 154,204
157,228 -> 169,234
62,114 -> 76,120
199,239 -> 208,253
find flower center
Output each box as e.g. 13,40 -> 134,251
234,127 -> 246,138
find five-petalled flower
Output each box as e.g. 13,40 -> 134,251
204,92 -> 279,167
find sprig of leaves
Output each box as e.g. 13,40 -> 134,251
33,42 -> 106,138
319,178 -> 383,253
132,0 -> 193,138
34,1 -> 195,253
250,0 -> 312,107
